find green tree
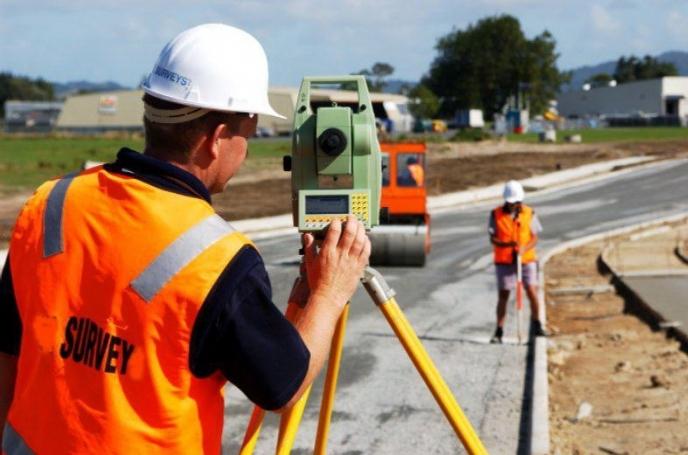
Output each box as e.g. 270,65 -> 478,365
587,72 -> 613,86
614,55 -> 678,83
0,72 -> 55,116
351,62 -> 395,92
407,84 -> 439,119
422,15 -> 567,118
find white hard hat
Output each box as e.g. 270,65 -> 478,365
142,23 -> 285,120
503,180 -> 524,203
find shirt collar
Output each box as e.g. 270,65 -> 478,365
106,148 -> 211,204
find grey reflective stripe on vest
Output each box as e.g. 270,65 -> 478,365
43,172 -> 77,257
131,214 -> 235,302
2,423 -> 35,455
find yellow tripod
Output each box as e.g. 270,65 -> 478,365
239,266 -> 488,455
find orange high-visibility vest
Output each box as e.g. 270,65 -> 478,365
408,163 -> 424,186
6,166 -> 252,455
492,204 -> 537,265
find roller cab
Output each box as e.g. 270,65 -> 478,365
369,142 -> 431,266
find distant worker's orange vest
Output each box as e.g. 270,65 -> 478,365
6,166 -> 252,455
492,204 -> 537,265
408,163 -> 424,186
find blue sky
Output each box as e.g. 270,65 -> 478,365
1,0 -> 686,88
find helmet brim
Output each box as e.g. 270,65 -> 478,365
142,87 -> 287,120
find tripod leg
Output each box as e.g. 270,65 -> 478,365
275,386 -> 312,454
362,267 -> 488,455
239,408 -> 265,455
314,304 -> 350,455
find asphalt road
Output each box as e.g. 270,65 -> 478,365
223,160 -> 688,454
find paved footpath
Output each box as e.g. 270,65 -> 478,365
603,224 -> 688,339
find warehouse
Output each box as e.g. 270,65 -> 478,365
557,76 -> 688,124
56,87 -> 413,135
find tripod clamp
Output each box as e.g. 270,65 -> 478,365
361,266 -> 396,305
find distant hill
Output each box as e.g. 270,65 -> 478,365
562,50 -> 688,91
52,80 -> 131,99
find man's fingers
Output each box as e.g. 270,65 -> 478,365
359,236 -> 371,263
349,221 -> 367,257
302,233 -> 316,262
322,218 -> 342,252
337,215 -> 359,253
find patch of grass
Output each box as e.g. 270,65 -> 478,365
0,136 -> 136,189
450,128 -> 492,142
507,127 -> 688,144
0,136 -> 292,192
248,138 -> 291,158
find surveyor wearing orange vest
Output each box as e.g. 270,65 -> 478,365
0,24 -> 370,454
488,180 -> 547,343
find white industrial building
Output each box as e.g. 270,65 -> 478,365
557,77 -> 688,122
56,87 -> 413,135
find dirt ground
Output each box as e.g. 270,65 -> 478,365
2,139 -> 688,248
545,240 -> 688,454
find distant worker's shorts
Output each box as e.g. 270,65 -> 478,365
495,262 -> 538,291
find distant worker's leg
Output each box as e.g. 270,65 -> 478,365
490,290 -> 510,343
496,290 -> 510,328
491,265 -> 514,343
525,284 -> 547,337
525,285 -> 540,321
523,262 -> 547,337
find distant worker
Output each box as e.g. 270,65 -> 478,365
401,156 -> 424,186
488,180 -> 547,343
0,24 -> 370,454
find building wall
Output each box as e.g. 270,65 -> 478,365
661,77 -> 688,118
57,90 -> 144,130
557,79 -> 664,118
260,89 -> 297,135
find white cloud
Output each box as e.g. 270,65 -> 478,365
667,10 -> 688,42
628,24 -> 653,55
590,4 -> 621,33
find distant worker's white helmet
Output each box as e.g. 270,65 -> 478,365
142,23 -> 285,120
503,180 -> 525,203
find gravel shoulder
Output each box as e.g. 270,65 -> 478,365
545,228 -> 688,454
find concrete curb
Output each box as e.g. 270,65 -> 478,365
531,211 -> 688,454
676,242 -> 688,265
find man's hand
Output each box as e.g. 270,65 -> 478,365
490,236 -> 518,248
279,216 -> 371,411
302,215 -> 371,307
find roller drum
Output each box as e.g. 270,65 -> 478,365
369,224 -> 428,267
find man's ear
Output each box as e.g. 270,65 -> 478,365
208,123 -> 229,160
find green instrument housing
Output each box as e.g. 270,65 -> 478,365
289,76 -> 382,232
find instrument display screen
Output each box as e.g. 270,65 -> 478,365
305,195 -> 349,214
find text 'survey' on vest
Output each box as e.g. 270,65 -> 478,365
6,166 -> 252,455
